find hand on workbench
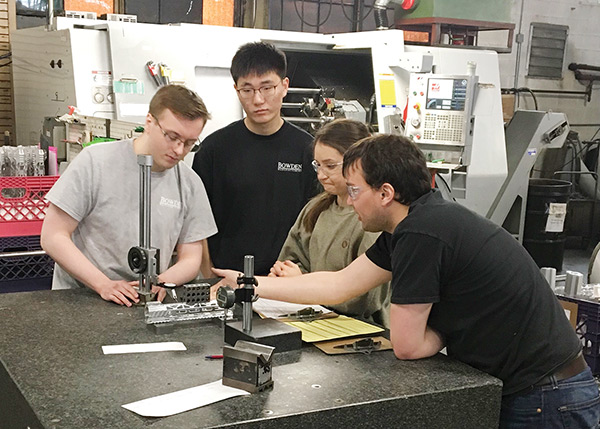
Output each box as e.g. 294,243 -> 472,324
97,280 -> 139,307
269,260 -> 302,277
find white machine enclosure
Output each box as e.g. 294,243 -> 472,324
12,19 -> 509,219
12,21 -> 114,146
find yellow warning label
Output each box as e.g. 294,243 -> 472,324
379,79 -> 397,107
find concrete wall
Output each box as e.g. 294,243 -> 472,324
484,0 -> 600,140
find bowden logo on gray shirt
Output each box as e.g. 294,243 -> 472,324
159,196 -> 182,209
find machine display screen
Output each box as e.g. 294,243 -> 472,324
426,78 -> 468,111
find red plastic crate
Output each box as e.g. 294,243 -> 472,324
0,176 -> 59,237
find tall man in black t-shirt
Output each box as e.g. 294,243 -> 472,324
193,42 -> 316,275
214,134 -> 600,428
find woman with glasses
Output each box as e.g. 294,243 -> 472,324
270,119 -> 391,327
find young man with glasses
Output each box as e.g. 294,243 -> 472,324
215,134 -> 599,428
42,85 -> 217,306
192,42 -> 316,276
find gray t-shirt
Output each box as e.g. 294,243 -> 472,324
47,139 -> 217,289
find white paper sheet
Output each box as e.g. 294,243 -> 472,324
102,341 -> 186,355
252,297 -> 332,319
122,380 -> 250,417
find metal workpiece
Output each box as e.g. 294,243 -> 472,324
222,340 -> 275,393
143,281 -> 230,330
177,282 -> 211,304
565,271 -> 584,297
144,301 -> 231,325
541,267 -> 557,290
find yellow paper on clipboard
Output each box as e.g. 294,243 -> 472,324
284,315 -> 384,343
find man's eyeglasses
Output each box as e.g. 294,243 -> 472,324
152,114 -> 200,153
347,185 -> 362,200
236,81 -> 282,100
311,160 -> 343,174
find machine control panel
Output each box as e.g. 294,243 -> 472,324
405,74 -> 478,162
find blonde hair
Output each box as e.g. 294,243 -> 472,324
149,84 -> 211,122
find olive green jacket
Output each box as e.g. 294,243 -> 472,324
278,198 -> 391,328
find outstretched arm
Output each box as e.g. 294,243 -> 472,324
41,204 -> 140,306
213,253 -> 392,306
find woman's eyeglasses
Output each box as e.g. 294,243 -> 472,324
311,160 -> 343,174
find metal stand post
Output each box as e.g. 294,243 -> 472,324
127,155 -> 158,304
242,255 -> 254,333
138,154 -> 152,296
216,255 -> 302,353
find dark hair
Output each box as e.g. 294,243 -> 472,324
149,84 -> 211,122
303,119 -> 371,233
343,134 -> 431,205
230,42 -> 287,84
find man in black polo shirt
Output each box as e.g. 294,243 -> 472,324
214,134 -> 599,427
